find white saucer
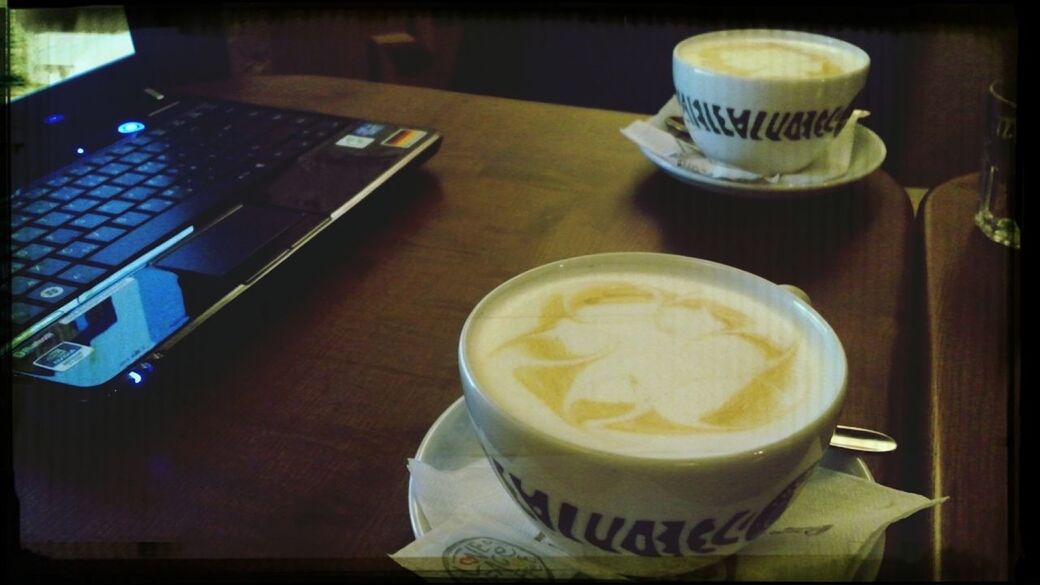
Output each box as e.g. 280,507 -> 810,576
639,125 -> 887,197
409,397 -> 886,581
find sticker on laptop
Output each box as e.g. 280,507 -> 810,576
382,128 -> 427,149
352,123 -> 385,137
335,134 -> 375,149
33,341 -> 94,372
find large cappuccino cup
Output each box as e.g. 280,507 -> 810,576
673,29 -> 870,175
459,253 -> 847,576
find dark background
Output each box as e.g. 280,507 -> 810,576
138,3 -> 1018,189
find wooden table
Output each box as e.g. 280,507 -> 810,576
14,76 -> 930,579
918,174 -> 1019,580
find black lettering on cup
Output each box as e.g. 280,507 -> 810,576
689,99 -> 711,134
749,111 -> 767,140
700,101 -> 722,134
686,518 -> 718,553
823,105 -> 847,135
678,93 -> 702,131
799,111 -> 818,139
711,510 -> 750,546
765,112 -> 792,141
508,473 -> 555,532
813,107 -> 833,137
831,104 -> 854,137
783,112 -> 805,141
726,108 -> 751,138
585,513 -> 626,553
656,521 -> 685,556
557,501 -> 582,542
620,520 -> 661,557
712,104 -> 735,137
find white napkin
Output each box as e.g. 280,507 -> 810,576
620,97 -> 868,185
392,457 -> 945,581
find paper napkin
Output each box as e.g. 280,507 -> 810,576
392,457 -> 945,581
620,96 -> 869,185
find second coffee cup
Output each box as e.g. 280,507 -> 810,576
673,29 -> 870,175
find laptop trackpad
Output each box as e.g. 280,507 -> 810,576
157,205 -> 304,279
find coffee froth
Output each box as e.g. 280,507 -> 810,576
467,270 -> 831,458
677,36 -> 860,80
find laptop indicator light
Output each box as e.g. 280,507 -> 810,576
118,121 -> 146,134
76,148 -> 86,155
125,362 -> 154,387
46,113 -> 66,124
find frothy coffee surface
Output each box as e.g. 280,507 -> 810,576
467,270 -> 834,457
678,35 -> 860,80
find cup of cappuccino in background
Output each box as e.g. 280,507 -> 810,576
673,29 -> 870,175
459,253 -> 847,576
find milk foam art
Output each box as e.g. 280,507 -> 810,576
466,271 -> 833,458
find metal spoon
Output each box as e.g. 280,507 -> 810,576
831,425 -> 898,453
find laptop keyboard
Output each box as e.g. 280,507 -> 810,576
7,98 -> 350,332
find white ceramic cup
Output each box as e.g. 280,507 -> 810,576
673,29 -> 870,175
459,253 -> 848,576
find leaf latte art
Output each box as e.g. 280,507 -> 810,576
468,272 -> 829,457
495,282 -> 797,434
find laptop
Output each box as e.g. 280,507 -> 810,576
4,6 -> 442,395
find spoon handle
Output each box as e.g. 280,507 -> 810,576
831,425 -> 898,453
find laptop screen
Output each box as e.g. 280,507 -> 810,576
7,6 -> 135,103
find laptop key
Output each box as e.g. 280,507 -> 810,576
144,174 -> 176,188
137,161 -> 167,175
14,243 -> 56,263
88,185 -> 125,199
48,186 -> 87,202
111,211 -> 152,228
109,143 -> 135,156
61,197 -> 103,214
73,175 -> 108,189
120,152 -> 152,164
34,211 -> 75,228
41,228 -> 83,246
122,186 -> 158,201
95,200 -> 135,215
25,258 -> 71,278
56,265 -> 106,286
70,214 -> 109,230
65,164 -> 97,177
111,172 -> 148,187
26,282 -> 77,305
11,276 -> 42,296
24,199 -> 60,215
11,303 -> 45,326
97,162 -> 132,176
90,154 -> 117,166
83,226 -> 128,243
12,226 -> 47,244
159,186 -> 193,200
137,198 -> 174,214
45,175 -> 73,188
56,241 -> 101,259
12,213 -> 33,228
17,186 -> 50,200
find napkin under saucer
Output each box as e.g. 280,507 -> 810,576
621,97 -> 887,197
394,398 -> 943,581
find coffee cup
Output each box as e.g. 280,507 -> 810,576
459,253 -> 847,576
673,29 -> 870,175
